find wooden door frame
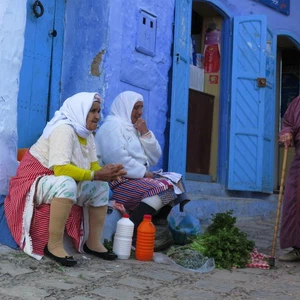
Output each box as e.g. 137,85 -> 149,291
189,0 -> 232,185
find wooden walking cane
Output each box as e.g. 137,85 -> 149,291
269,147 -> 288,267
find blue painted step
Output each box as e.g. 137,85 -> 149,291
172,180 -> 278,228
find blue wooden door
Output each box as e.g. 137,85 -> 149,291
228,15 -> 275,192
262,29 -> 276,192
168,0 -> 192,174
18,0 -> 58,148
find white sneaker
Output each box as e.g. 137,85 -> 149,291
279,248 -> 300,262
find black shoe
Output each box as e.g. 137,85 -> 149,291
83,243 -> 117,260
44,245 -> 77,267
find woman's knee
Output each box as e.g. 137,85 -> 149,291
78,181 -> 110,207
54,176 -> 77,202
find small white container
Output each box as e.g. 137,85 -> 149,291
113,214 -> 134,259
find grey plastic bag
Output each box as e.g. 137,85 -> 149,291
153,252 -> 215,273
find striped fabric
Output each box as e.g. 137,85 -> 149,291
109,177 -> 176,211
4,150 -> 82,259
246,248 -> 271,270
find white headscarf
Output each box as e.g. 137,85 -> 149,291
42,92 -> 102,139
105,91 -> 144,130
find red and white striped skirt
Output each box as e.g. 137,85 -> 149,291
109,177 -> 177,211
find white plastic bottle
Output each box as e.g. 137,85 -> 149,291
113,214 -> 134,259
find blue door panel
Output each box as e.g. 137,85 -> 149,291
228,15 -> 268,191
262,29 -> 276,192
18,1 -> 56,148
168,0 -> 192,175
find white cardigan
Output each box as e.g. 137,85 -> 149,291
95,121 -> 162,178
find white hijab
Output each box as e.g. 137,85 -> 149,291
42,92 -> 102,139
105,91 -> 144,131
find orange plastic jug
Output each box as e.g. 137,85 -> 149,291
135,214 -> 156,261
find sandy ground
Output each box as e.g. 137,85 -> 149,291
0,217 -> 299,300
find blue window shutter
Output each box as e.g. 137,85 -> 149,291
228,15 -> 275,192
168,0 -> 192,175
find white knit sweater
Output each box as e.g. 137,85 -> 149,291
95,121 -> 162,178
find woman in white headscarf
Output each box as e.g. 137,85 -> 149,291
95,91 -> 188,248
5,92 -> 126,266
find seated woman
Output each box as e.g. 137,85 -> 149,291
5,92 -> 126,266
95,91 -> 188,245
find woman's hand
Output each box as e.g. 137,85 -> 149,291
144,171 -> 154,179
134,118 -> 148,135
278,133 -> 293,148
94,164 -> 127,182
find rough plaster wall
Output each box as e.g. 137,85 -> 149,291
104,0 -> 175,170
0,1 -> 26,195
208,0 -> 300,38
60,0 -> 109,102
60,0 -> 300,175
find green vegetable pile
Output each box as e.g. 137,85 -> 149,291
190,210 -> 254,269
169,211 -> 255,270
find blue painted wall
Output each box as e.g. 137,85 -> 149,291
60,0 -> 175,170
60,1 -> 110,102
103,0 -> 175,170
60,0 -> 300,176
1,0 -> 300,234
205,0 -> 300,41
0,0 -> 26,195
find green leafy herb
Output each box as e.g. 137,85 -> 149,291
184,211 -> 255,270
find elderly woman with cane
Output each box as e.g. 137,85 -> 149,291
95,91 -> 189,248
277,94 -> 300,262
5,92 -> 126,266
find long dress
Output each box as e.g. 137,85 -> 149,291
4,150 -> 83,259
279,95 -> 300,249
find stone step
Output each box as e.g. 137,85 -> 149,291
173,193 -> 278,228
185,180 -> 279,202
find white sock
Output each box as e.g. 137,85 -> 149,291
142,195 -> 163,211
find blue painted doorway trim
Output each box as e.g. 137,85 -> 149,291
168,0 -> 192,175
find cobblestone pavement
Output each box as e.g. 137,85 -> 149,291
0,216 -> 299,300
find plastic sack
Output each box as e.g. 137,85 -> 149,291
168,214 -> 202,245
154,223 -> 174,251
101,205 -> 122,242
153,252 -> 215,273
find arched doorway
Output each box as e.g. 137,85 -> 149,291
170,0 -> 277,192
169,0 -> 231,184
275,35 -> 300,191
